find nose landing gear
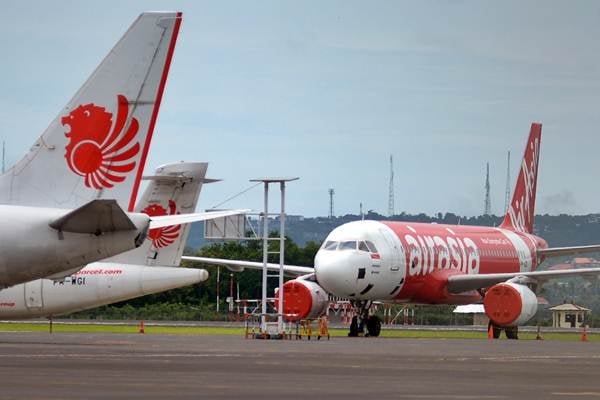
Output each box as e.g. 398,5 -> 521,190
348,300 -> 382,337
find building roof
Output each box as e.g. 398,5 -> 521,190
453,304 -> 485,314
548,303 -> 591,312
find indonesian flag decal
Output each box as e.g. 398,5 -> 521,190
141,200 -> 182,248
62,95 -> 140,189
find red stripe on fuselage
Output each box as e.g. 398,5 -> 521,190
380,221 -> 542,302
127,12 -> 183,212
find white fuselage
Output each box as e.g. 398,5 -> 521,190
0,262 -> 207,318
0,205 -> 148,287
314,220 -> 544,304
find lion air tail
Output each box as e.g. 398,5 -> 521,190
104,162 -> 215,267
500,123 -> 542,234
0,12 -> 182,212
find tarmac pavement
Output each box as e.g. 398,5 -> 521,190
0,331 -> 599,399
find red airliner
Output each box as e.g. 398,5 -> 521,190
186,123 -> 600,338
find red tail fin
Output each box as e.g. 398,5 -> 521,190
500,123 -> 542,233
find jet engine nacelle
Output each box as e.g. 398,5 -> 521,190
483,282 -> 538,327
274,279 -> 329,321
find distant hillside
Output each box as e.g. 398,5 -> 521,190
186,212 -> 600,250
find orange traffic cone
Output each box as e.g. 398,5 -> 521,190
139,320 -> 145,334
581,325 -> 588,342
488,323 -> 494,340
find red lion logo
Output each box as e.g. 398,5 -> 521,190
141,200 -> 181,248
62,95 -> 140,189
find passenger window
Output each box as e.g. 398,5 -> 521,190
339,241 -> 357,251
323,241 -> 338,250
366,241 -> 378,253
358,241 -> 370,252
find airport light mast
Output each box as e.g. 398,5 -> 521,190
250,177 -> 299,336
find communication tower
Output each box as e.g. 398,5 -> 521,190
328,188 -> 335,218
504,151 -> 511,213
388,155 -> 395,217
484,162 -> 491,216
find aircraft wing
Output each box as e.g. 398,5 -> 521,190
447,267 -> 600,294
148,209 -> 250,229
538,244 -> 600,258
181,256 -> 315,276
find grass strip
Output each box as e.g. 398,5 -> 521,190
0,323 -> 597,341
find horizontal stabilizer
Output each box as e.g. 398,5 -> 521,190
148,209 -> 250,229
181,256 -> 315,276
49,200 -> 136,234
538,244 -> 600,258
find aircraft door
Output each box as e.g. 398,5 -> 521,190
24,280 -> 43,311
379,226 -> 404,272
378,225 -> 406,297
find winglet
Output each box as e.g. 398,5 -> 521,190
500,123 -> 542,233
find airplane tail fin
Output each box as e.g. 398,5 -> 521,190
106,162 -> 211,266
500,123 -> 542,233
0,12 -> 182,212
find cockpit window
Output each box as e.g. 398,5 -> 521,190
323,241 -> 338,250
358,241 -> 370,252
339,241 -> 357,251
365,241 -> 378,253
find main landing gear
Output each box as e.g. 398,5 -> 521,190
488,320 -> 519,340
348,300 -> 381,337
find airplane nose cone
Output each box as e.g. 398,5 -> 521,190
315,250 -> 362,297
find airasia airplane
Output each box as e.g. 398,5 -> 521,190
0,162 -> 212,318
186,123 -> 600,338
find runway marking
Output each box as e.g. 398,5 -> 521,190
0,353 -> 242,359
394,395 -> 506,399
480,355 -> 600,361
93,340 -> 135,345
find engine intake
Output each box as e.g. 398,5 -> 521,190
274,279 -> 329,321
484,282 -> 538,327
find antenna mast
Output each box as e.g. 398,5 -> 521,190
504,151 -> 511,213
388,155 -> 395,217
328,188 -> 335,218
484,162 -> 491,216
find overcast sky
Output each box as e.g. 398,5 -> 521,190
1,1 -> 600,217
